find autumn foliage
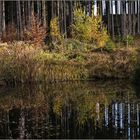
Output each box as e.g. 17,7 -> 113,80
24,13 -> 46,47
72,8 -> 109,48
50,17 -> 62,43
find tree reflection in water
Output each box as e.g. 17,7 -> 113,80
0,81 -> 139,139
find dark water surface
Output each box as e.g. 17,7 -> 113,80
0,81 -> 140,139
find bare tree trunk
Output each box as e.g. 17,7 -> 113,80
31,1 -> 34,14
22,1 -> 25,35
60,1 -> 63,34
111,0 -> 114,39
115,1 -> 120,37
28,1 -> 31,25
51,0 -> 54,19
17,1 -> 22,40
57,0 -> 59,17
132,1 -> 136,35
11,2 -> 14,26
69,1 -> 73,23
121,1 -> 128,37
37,1 -> 41,21
63,0 -> 67,37
98,0 -> 102,17
88,0 -> 92,16
2,1 -> 5,38
128,1 -> 132,35
42,0 -> 47,29
106,1 -> 111,34
0,1 -> 2,41
123,1 -> 126,36
138,0 -> 140,34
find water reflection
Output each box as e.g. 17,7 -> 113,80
0,81 -> 139,139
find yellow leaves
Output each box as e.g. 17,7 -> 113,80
53,95 -> 63,116
73,8 -> 85,23
96,27 -> 109,48
72,8 -> 109,48
50,17 -> 62,42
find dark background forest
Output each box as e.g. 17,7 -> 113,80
0,0 -> 140,42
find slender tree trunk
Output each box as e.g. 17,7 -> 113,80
115,1 -> 120,36
2,1 -> 6,38
63,0 -> 67,37
57,0 -> 59,17
138,0 -> 140,34
31,1 -> 34,14
47,1 -> 51,27
11,2 -> 15,26
132,1 -> 136,35
106,1 -> 110,34
22,1 -> 25,35
123,1 -> 126,36
60,1 -> 64,34
37,1 -> 40,20
128,1 -> 132,35
121,0 -> 126,37
42,0 -> 46,29
111,0 -> 114,39
17,1 -> 22,40
28,1 -> 31,25
0,1 -> 2,41
88,0 -> 92,16
69,2 -> 73,22
98,0 -> 101,16
51,0 -> 54,19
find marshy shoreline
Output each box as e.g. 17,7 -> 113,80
0,42 -> 139,86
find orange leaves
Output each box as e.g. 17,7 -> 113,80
24,13 -> 47,47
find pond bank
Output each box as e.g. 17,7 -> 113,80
0,42 -> 139,85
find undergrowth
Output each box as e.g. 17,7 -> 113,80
0,42 -> 137,85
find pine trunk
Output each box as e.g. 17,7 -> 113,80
17,1 -> 22,40
42,0 -> 47,29
0,1 -> 2,41
2,1 -> 5,38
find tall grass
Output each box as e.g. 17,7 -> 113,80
0,42 -> 138,85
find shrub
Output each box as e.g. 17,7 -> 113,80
122,35 -> 134,46
71,8 -> 109,48
0,42 -> 43,84
104,39 -> 116,52
50,17 -> 62,43
24,12 -> 46,47
2,23 -> 17,42
62,39 -> 89,52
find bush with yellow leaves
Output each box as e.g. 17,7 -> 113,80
72,8 -> 109,48
50,17 -> 62,43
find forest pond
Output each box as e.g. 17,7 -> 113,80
0,81 -> 140,139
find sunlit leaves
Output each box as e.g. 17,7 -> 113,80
72,8 -> 109,48
50,17 -> 62,43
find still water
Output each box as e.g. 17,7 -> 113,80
0,81 -> 139,139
